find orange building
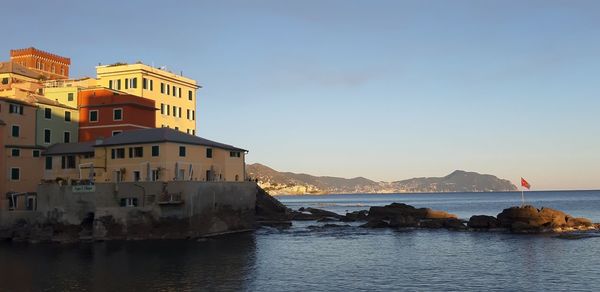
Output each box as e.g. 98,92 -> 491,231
78,88 -> 156,141
10,47 -> 70,80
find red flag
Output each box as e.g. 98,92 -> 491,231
521,177 -> 531,190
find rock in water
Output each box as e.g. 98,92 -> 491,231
467,215 -> 501,229
496,205 -> 596,232
341,210 -> 369,222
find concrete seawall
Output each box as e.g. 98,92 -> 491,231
0,182 -> 257,242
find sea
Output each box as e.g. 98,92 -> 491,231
1,190 -> 599,291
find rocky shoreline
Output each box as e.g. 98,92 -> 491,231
257,188 -> 599,234
1,187 -> 598,244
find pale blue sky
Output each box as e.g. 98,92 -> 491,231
3,0 -> 599,189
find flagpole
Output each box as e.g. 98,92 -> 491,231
521,188 -> 525,206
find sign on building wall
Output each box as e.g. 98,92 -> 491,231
72,185 -> 96,193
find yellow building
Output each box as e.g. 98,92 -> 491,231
96,63 -> 199,135
43,127 -> 247,184
43,78 -> 97,108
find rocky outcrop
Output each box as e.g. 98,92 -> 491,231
255,186 -> 294,226
361,203 -> 460,229
342,210 -> 369,222
496,205 -> 595,232
467,215 -> 501,229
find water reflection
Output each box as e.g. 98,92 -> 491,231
0,233 -> 257,291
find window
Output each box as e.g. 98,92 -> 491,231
68,93 -> 74,102
63,131 -> 71,143
120,198 -> 138,207
115,170 -> 124,182
133,171 -> 141,182
89,110 -> 98,122
173,86 -> 177,97
130,146 -> 143,158
143,78 -> 147,89
51,64 -> 56,73
206,148 -> 213,158
33,150 -> 41,157
11,149 -> 20,157
151,145 -> 159,157
131,78 -> 137,88
61,156 -> 76,169
160,103 -> 164,115
111,148 -> 125,159
117,79 -> 121,90
160,82 -> 165,94
150,80 -> 153,91
9,104 -> 24,114
173,106 -> 177,117
179,146 -> 186,157
192,130 -> 195,135
178,107 -> 182,118
133,170 -> 142,181
44,129 -> 51,143
44,108 -> 52,119
230,151 -> 241,158
178,87 -> 182,98
192,110 -> 195,121
45,157 -> 53,170
166,105 -> 170,116
125,78 -> 129,89
10,168 -> 20,181
1,77 -> 8,85
113,108 -> 123,121
187,109 -> 190,119
109,80 -> 113,89
186,129 -> 190,134
61,67 -> 65,76
112,130 -> 122,136
167,84 -> 170,95
151,169 -> 159,181
11,125 -> 19,137
65,111 -> 71,122
188,90 -> 193,100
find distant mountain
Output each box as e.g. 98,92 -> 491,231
246,163 -> 517,195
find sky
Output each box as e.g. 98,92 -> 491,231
2,0 -> 599,190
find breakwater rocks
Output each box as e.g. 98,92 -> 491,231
256,192 -> 599,234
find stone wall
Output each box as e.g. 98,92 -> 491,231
0,181 -> 257,242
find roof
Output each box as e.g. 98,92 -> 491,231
0,62 -> 43,80
0,96 -> 35,107
96,127 -> 247,152
43,141 -> 95,156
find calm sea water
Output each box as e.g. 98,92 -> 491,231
1,191 -> 599,291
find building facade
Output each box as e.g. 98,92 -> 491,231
0,97 -> 43,210
33,95 -> 79,146
43,78 -> 97,109
78,88 -> 156,142
96,63 -> 198,134
43,128 -> 247,184
10,47 -> 70,80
